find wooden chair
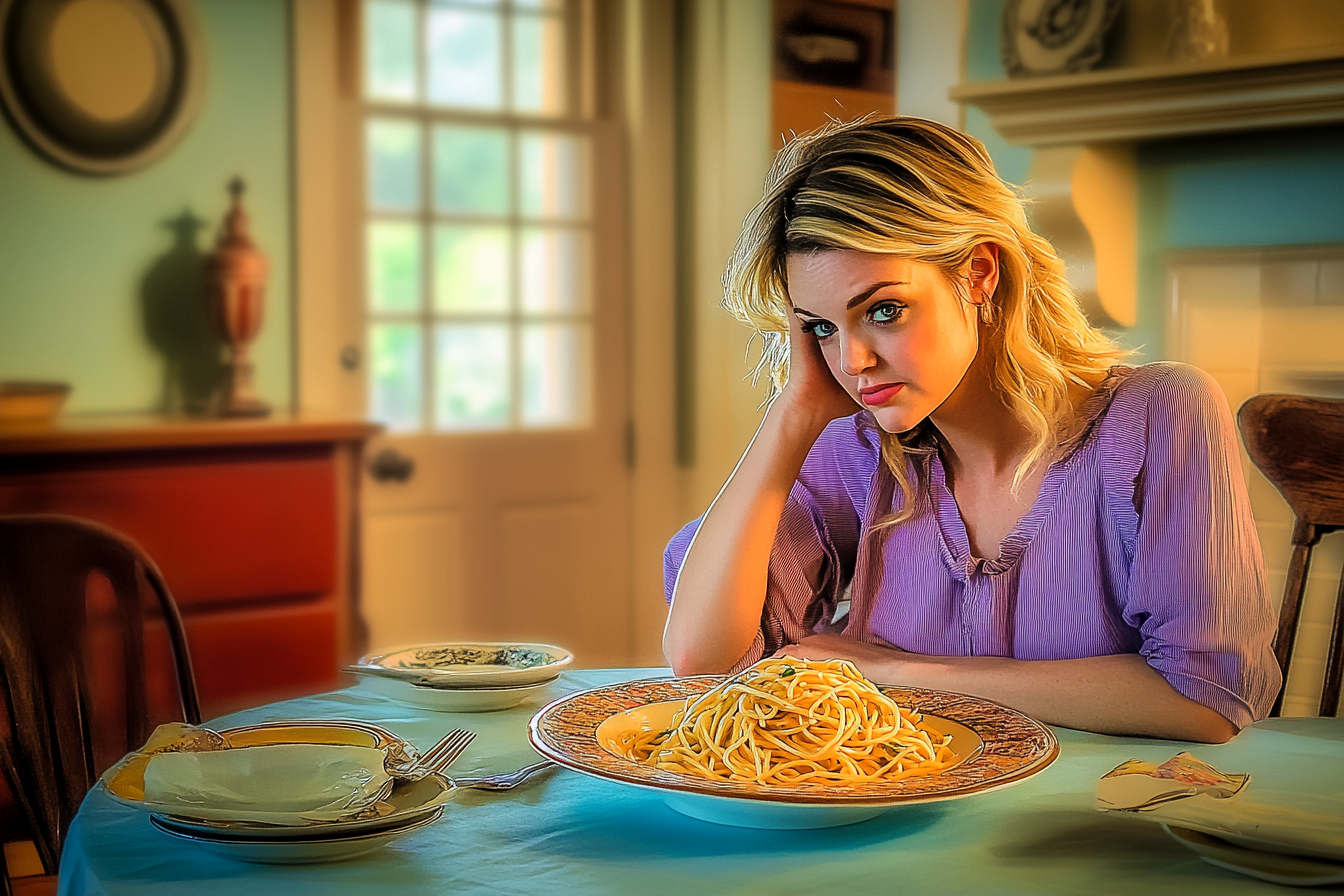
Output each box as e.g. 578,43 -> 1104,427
1238,394 -> 1344,718
0,515 -> 200,895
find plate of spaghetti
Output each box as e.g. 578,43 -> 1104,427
528,658 -> 1059,828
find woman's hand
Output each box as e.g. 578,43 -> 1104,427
773,633 -> 915,685
773,309 -> 860,430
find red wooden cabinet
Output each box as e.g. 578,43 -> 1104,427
0,414 -> 379,719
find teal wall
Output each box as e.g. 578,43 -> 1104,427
1132,125 -> 1344,355
963,0 -> 1344,360
0,0 -> 292,414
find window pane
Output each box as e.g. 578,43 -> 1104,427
427,3 -> 502,109
371,323 -> 423,430
522,322 -> 589,427
367,221 -> 422,312
367,119 -> 421,211
435,324 -> 510,429
433,125 -> 510,215
434,225 -> 509,314
512,13 -> 566,115
364,0 -> 417,101
519,131 -> 588,219
520,227 -> 587,315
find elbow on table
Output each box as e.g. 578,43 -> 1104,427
1186,711 -> 1238,745
662,636 -> 741,678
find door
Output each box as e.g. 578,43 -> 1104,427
305,0 -> 634,668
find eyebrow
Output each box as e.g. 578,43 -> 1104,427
793,280 -> 910,317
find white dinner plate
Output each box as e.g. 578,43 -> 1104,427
356,673 -> 559,712
150,807 -> 443,864
150,775 -> 454,840
101,721 -> 455,837
1164,824 -> 1344,886
357,642 -> 572,689
528,676 -> 1059,829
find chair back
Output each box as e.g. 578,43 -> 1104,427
1237,394 -> 1344,717
0,515 -> 199,878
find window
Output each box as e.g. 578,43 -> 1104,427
362,0 -> 593,432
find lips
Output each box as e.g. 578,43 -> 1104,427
858,383 -> 904,406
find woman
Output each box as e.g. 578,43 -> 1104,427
662,116 -> 1279,743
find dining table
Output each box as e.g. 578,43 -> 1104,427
58,667 -> 1343,896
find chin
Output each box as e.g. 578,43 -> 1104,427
867,405 -> 928,435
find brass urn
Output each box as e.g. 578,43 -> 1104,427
206,177 -> 270,416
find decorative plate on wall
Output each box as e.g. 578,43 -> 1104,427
1001,0 -> 1119,78
0,0 -> 203,175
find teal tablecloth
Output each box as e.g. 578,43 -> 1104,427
57,668 -> 1344,896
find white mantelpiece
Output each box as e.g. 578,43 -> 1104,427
949,43 -> 1344,147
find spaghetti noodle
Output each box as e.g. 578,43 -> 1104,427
620,657 -> 956,786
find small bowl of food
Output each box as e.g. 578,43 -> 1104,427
0,381 -> 70,421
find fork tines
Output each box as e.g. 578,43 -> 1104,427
418,728 -> 476,773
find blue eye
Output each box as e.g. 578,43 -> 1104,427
799,319 -> 837,339
870,302 -> 905,324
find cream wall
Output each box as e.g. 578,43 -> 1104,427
676,0 -> 775,521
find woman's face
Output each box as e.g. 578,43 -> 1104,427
785,248 -> 996,434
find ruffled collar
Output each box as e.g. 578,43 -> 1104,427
922,365 -> 1133,576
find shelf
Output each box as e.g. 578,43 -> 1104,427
0,412 -> 380,456
949,43 -> 1344,146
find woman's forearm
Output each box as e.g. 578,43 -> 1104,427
662,399 -> 834,675
913,653 -> 1236,742
779,636 -> 1237,742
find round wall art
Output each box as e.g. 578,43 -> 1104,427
0,0 -> 203,175
1001,0 -> 1119,78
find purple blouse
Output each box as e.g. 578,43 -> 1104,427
664,362 -> 1281,728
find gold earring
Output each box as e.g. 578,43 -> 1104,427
978,300 -> 995,325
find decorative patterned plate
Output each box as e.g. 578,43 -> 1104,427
528,676 -> 1059,829
150,807 -> 443,864
357,642 -> 573,689
356,673 -> 560,712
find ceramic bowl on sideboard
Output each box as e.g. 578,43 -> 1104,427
0,381 -> 70,421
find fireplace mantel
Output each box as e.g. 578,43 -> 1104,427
949,43 -> 1344,147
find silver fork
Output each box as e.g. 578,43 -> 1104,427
411,728 -> 476,777
454,760 -> 556,791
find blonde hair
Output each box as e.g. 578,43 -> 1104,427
723,115 -> 1128,525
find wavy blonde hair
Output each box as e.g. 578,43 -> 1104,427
723,115 -> 1128,525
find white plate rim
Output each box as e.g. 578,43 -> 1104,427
360,641 -> 573,688
356,674 -> 559,712
148,808 -> 443,864
1163,824 -> 1344,885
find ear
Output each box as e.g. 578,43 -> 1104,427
966,243 -> 1000,303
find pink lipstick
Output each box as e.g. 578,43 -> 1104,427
858,383 -> 903,406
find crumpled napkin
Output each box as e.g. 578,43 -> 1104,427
1096,752 -> 1344,862
140,742 -> 392,824
1096,752 -> 1249,810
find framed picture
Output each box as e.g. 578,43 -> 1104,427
773,0 -> 895,93
0,0 -> 203,175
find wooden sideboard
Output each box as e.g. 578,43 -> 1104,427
0,413 -> 380,719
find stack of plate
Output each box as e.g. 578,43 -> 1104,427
101,720 -> 454,864
348,641 -> 572,712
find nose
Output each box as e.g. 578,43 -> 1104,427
839,331 -> 876,377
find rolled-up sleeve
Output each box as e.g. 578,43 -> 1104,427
1119,364 -> 1281,728
662,415 -> 873,671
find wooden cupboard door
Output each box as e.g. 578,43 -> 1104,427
0,447 -> 337,607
